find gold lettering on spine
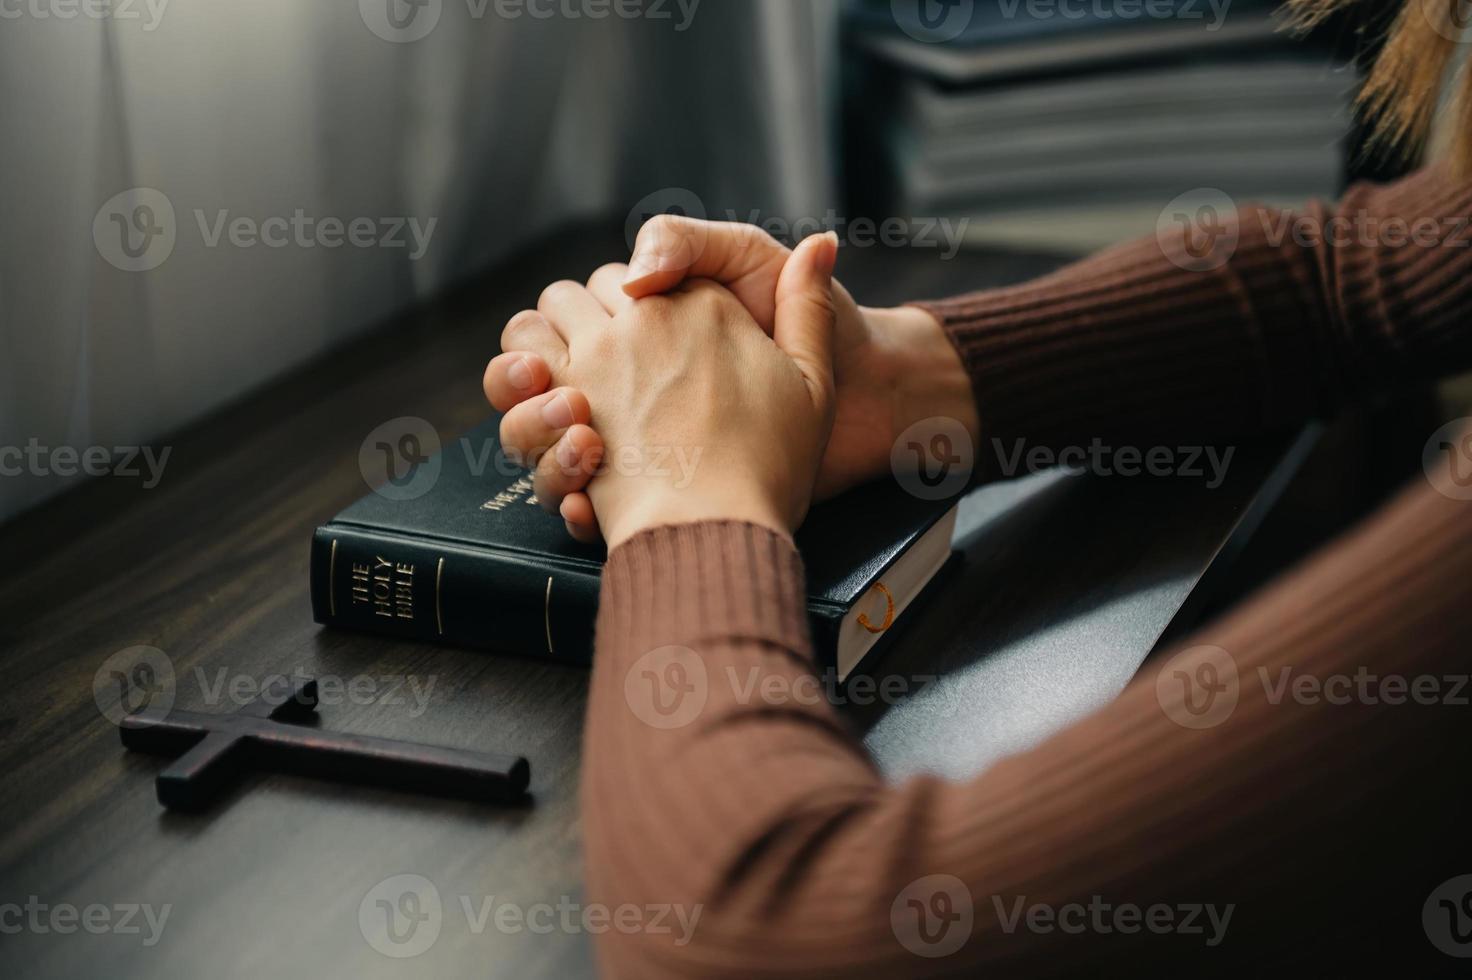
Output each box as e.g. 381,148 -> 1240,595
351,560 -> 371,608
369,556 -> 416,621
372,557 -> 393,617
394,562 -> 414,620
481,475 -> 535,512
436,557 -> 445,637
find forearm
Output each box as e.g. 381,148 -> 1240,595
583,452 -> 1472,977
582,521 -> 882,977
912,166 -> 1472,477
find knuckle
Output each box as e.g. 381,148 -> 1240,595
800,291 -> 837,321
585,323 -> 625,360
538,280 -> 582,312
687,285 -> 728,320
500,310 -> 542,349
591,262 -> 627,284
733,221 -> 777,249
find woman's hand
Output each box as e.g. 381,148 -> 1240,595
484,233 -> 841,549
486,219 -> 980,541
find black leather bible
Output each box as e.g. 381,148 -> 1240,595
311,417 -> 958,679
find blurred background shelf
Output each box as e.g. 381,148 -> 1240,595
843,0 -> 1360,252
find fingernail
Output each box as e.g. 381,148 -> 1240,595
541,392 -> 575,429
815,232 -> 839,276
555,438 -> 580,470
507,356 -> 535,392
623,254 -> 655,284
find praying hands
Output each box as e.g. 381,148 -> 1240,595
482,216 -> 980,545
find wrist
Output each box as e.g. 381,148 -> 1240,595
866,305 -> 981,450
598,481 -> 794,551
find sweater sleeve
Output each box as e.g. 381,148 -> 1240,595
913,167 -> 1472,475
582,482 -> 1472,977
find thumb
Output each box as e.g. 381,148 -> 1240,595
773,231 -> 839,411
623,215 -> 787,330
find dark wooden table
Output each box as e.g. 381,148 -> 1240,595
0,224 -> 1296,978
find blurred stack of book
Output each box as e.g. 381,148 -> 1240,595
843,0 -> 1358,252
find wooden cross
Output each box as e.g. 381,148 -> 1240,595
120,677 -> 529,810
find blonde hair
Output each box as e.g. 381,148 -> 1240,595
1284,0 -> 1472,177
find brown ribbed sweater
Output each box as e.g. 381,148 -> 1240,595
581,167 -> 1472,977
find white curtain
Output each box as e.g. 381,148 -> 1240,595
0,0 -> 838,521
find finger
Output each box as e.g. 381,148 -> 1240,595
559,493 -> 602,545
534,424 -> 605,516
499,310 -> 567,367
538,280 -> 611,340
498,387 -> 591,467
773,232 -> 839,413
622,215 -> 789,330
483,351 -> 552,412
586,263 -> 634,315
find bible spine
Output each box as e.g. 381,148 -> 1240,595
310,525 -> 603,663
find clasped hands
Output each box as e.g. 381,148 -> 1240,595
482,216 -> 976,549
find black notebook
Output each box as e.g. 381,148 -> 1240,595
311,417 -> 958,679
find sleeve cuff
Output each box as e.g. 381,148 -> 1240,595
598,520 -> 812,664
